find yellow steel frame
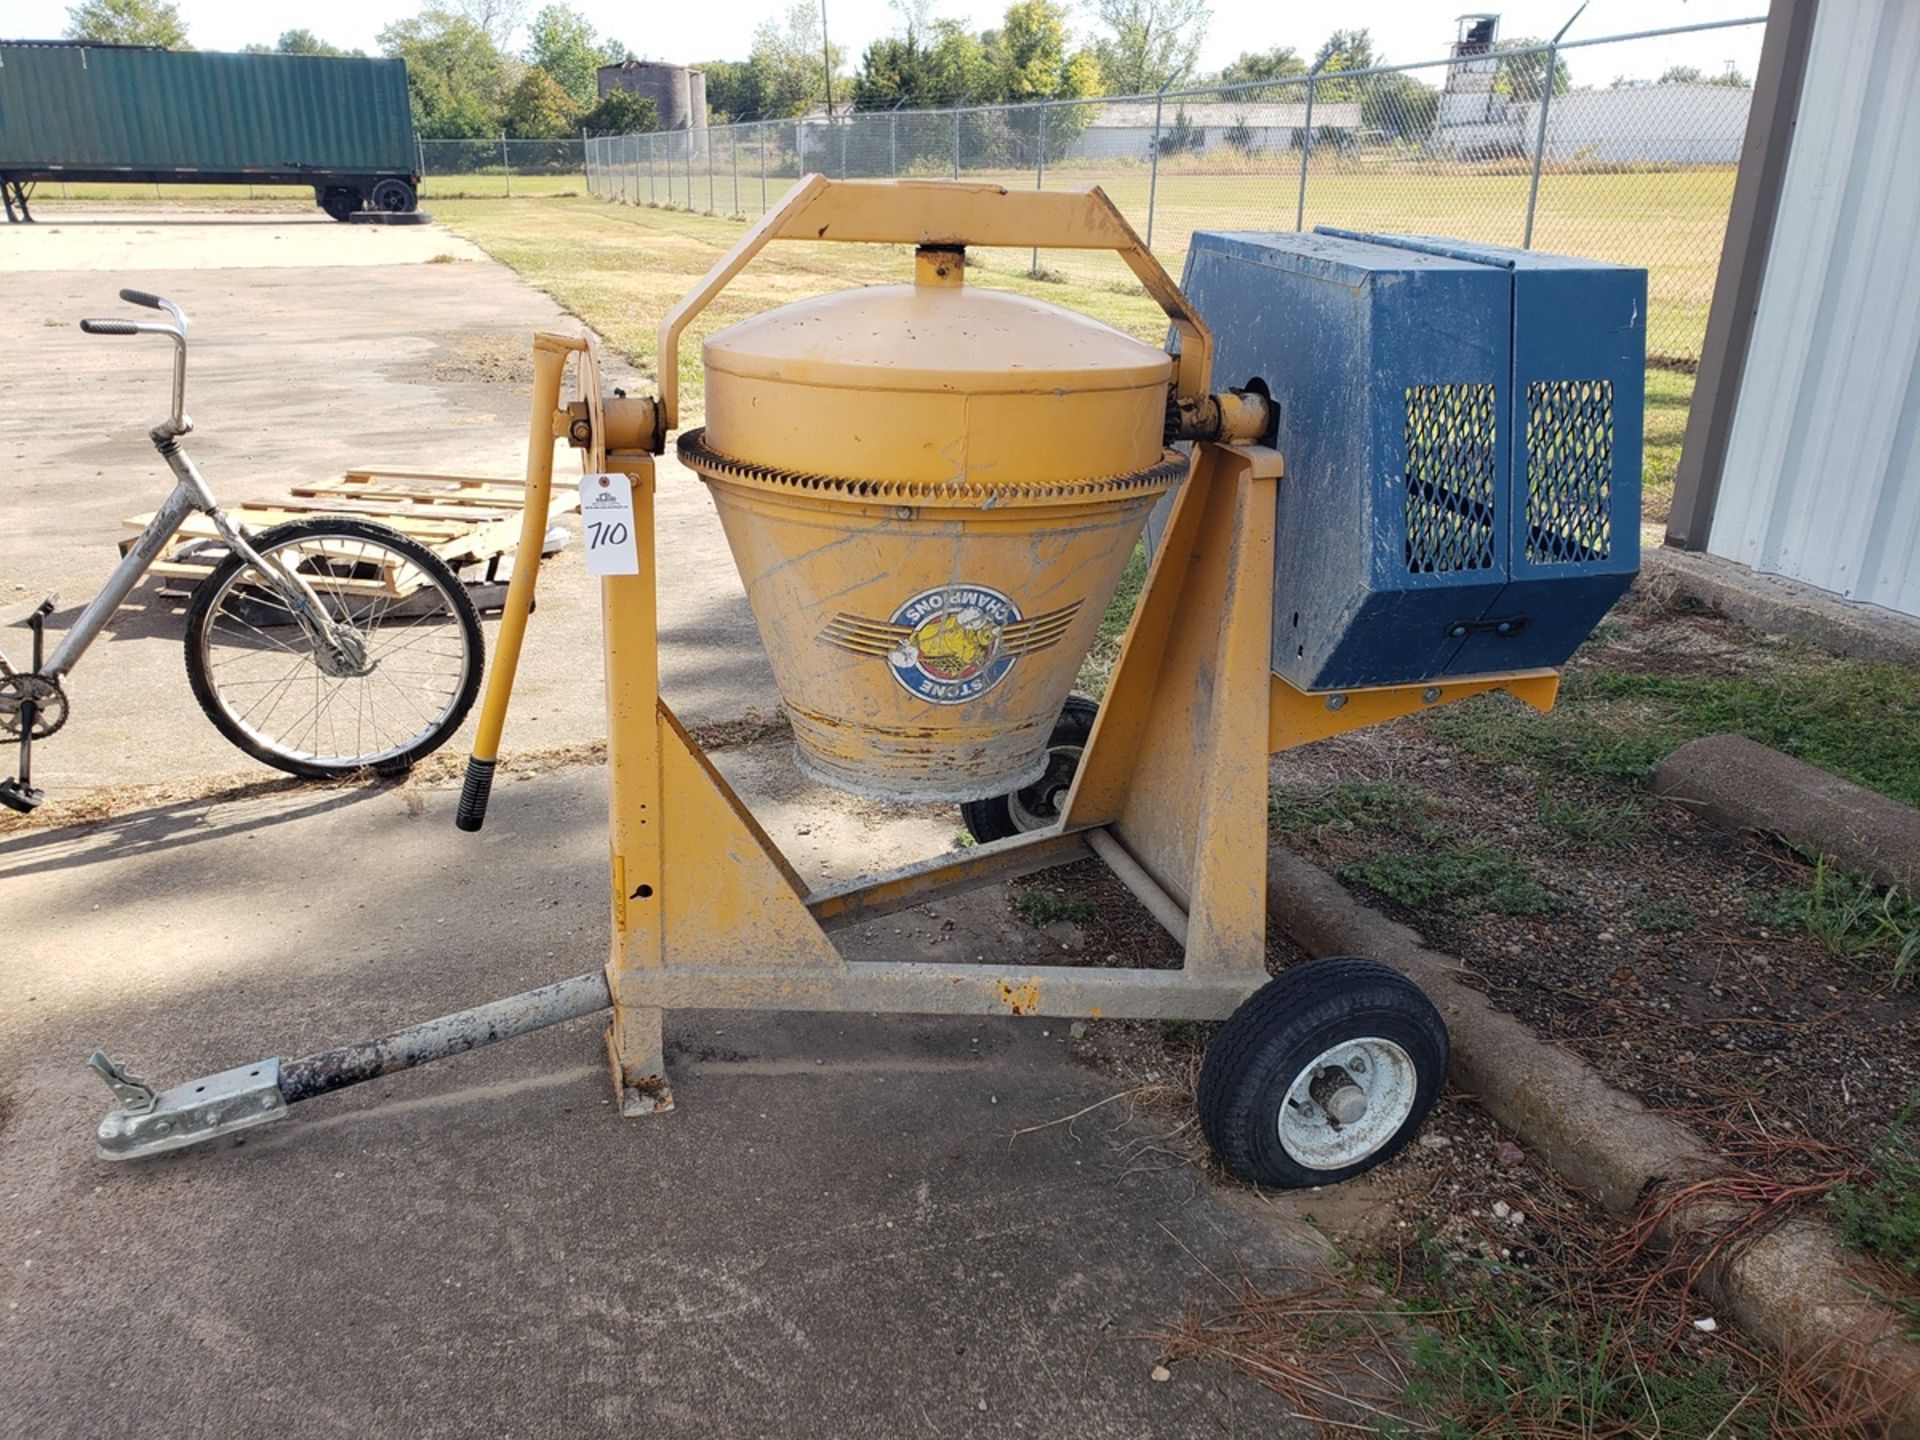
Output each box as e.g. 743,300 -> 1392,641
576,418 -> 1556,1115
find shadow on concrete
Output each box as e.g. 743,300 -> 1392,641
0,780 -> 388,881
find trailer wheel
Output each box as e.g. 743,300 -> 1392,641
1198,958 -> 1447,1188
960,695 -> 1097,841
370,178 -> 417,213
321,188 -> 362,222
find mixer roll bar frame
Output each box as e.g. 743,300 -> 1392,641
88,177 -> 1561,1158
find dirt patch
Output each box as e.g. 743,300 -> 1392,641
426,331 -> 540,386
1272,592 -> 1920,1159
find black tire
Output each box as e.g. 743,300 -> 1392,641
960,695 -> 1098,842
320,187 -> 362,222
370,178 -> 417,213
1198,958 -> 1448,1188
184,517 -> 483,779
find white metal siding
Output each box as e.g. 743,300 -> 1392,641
1710,0 -> 1920,617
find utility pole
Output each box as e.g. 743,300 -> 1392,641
820,0 -> 834,117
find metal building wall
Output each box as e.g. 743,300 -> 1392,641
1708,0 -> 1920,617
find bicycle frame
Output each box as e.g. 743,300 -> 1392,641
4,292 -> 357,684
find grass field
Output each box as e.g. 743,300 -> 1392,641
428,194 -> 1697,520
592,159 -> 1736,363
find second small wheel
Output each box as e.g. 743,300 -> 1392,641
1198,957 -> 1448,1188
960,695 -> 1097,842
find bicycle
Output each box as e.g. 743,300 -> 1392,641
0,289 -> 484,813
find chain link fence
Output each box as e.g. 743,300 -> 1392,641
581,17 -> 1759,365
419,137 -> 587,198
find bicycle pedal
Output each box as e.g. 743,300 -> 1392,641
0,777 -> 44,813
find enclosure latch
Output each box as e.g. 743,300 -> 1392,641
87,1051 -> 156,1114
1444,614 -> 1531,640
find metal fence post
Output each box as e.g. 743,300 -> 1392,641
501,133 -> 512,198
1031,100 -> 1049,276
760,123 -> 769,211
839,121 -> 848,179
1295,63 -> 1324,232
684,131 -> 693,208
1526,5 -> 1588,247
731,129 -> 740,214
889,110 -> 898,176
708,128 -> 716,213
953,109 -> 961,179
1146,85 -> 1166,251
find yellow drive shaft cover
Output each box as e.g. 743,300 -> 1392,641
681,255 -> 1179,803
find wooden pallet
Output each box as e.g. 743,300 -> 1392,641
123,467 -> 579,597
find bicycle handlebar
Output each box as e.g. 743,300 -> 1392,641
78,290 -> 192,438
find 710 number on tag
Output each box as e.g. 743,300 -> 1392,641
580,474 -> 640,576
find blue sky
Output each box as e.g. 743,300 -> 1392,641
9,0 -> 1767,88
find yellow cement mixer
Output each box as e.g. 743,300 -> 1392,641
93,178 -> 1637,1191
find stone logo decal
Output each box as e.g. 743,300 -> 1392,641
818,585 -> 1081,705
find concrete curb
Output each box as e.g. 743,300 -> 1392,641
1642,546 -> 1920,667
1266,847 -> 1920,1429
1653,733 -> 1920,895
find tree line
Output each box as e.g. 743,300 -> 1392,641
64,0 -> 1751,145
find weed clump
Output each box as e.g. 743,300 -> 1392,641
1339,844 -> 1559,917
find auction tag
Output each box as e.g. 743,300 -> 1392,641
579,474 -> 639,576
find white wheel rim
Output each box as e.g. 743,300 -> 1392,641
1008,742 -> 1084,832
1277,1036 -> 1418,1170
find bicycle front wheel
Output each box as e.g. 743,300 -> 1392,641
185,517 -> 484,779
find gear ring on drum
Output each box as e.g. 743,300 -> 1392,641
0,673 -> 69,740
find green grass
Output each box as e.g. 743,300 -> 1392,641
1434,658 -> 1920,808
1387,1230 -> 1787,1438
1269,778 -> 1436,837
1642,368 -> 1696,526
1536,785 -> 1647,848
1749,861 -> 1920,986
428,195 -> 1171,424
1077,542 -> 1148,697
1010,883 -> 1097,928
1632,896 -> 1697,933
1339,843 -> 1559,917
1828,1100 -> 1920,1335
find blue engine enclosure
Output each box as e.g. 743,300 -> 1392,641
1178,228 -> 1645,691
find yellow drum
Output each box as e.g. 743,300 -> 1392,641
679,246 -> 1179,801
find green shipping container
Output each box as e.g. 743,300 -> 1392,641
0,41 -> 419,221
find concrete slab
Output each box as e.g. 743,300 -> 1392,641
0,207 -> 776,798
0,752 -> 1333,1438
0,208 -> 490,271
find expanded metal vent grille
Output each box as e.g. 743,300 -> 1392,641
1403,383 -> 1498,574
1525,380 -> 1614,564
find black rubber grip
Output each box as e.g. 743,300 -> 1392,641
119,288 -> 165,309
80,318 -> 138,335
455,756 -> 496,832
